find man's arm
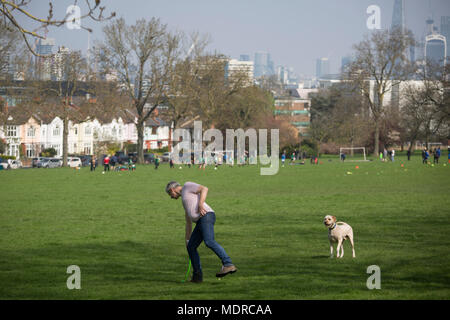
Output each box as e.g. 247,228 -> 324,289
195,185 -> 209,216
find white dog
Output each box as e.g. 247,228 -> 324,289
323,215 -> 355,258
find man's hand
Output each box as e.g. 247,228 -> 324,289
198,203 -> 208,216
196,185 -> 209,216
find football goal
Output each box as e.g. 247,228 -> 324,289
205,150 -> 234,165
339,147 -> 369,162
415,142 -> 442,150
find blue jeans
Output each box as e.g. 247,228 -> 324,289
187,212 -> 232,274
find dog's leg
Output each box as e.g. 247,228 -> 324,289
329,242 -> 334,258
349,233 -> 356,258
336,239 -> 343,258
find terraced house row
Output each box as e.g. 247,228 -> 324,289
0,107 -> 171,159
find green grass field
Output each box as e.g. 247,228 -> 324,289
1,154 -> 449,300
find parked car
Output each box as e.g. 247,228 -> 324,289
67,157 -> 82,168
0,159 -> 23,169
41,158 -> 62,168
114,151 -> 129,164
161,152 -> 171,162
144,153 -> 155,164
79,155 -> 92,167
32,157 -> 46,168
0,157 -> 10,170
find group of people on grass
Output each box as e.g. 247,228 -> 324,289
378,148 -> 396,162
281,150 -> 306,166
100,155 -> 136,172
421,147 -> 444,164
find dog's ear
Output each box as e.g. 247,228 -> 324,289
332,216 -> 337,223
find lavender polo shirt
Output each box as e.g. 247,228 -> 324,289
181,182 -> 214,222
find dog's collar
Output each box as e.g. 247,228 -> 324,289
329,223 -> 337,230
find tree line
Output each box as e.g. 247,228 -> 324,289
0,14 -> 283,165
309,27 -> 449,156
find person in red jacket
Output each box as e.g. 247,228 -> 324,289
103,155 -> 110,172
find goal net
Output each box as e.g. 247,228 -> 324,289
415,142 -> 442,150
339,147 -> 368,162
203,150 -> 235,165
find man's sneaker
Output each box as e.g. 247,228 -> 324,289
216,265 -> 237,278
190,272 -> 203,283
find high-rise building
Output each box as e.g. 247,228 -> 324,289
391,0 -> 405,31
225,59 -> 254,85
441,16 -> 450,59
315,58 -> 329,78
341,56 -> 352,73
239,54 -> 250,62
267,54 -> 275,76
254,51 -> 274,78
254,51 -> 268,78
35,38 -> 55,80
391,0 -> 415,63
277,66 -> 288,84
425,33 -> 447,67
426,16 -> 435,35
52,46 -> 70,81
36,38 -> 55,56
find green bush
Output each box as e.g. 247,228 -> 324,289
0,154 -> 16,160
148,146 -> 169,153
41,148 -> 57,157
300,139 -> 318,157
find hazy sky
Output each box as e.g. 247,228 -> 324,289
19,0 -> 450,76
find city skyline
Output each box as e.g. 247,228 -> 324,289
16,0 -> 450,77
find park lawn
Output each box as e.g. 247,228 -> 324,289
0,155 -> 449,299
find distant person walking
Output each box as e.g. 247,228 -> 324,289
383,148 -> 388,162
391,149 -> 395,162
281,152 -> 286,167
103,155 -> 110,171
110,155 -> 117,171
128,158 -> 136,171
434,147 -> 441,164
407,149 -> 411,161
422,149 -> 429,164
154,156 -> 160,169
165,181 -> 237,282
91,156 -> 96,171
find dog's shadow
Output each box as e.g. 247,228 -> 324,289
310,255 -> 330,259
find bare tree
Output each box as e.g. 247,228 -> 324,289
188,53 -> 250,129
218,86 -> 273,131
401,60 -> 450,150
96,17 -> 181,163
346,27 -> 415,156
165,32 -> 211,129
32,50 -> 91,166
0,0 -> 115,56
